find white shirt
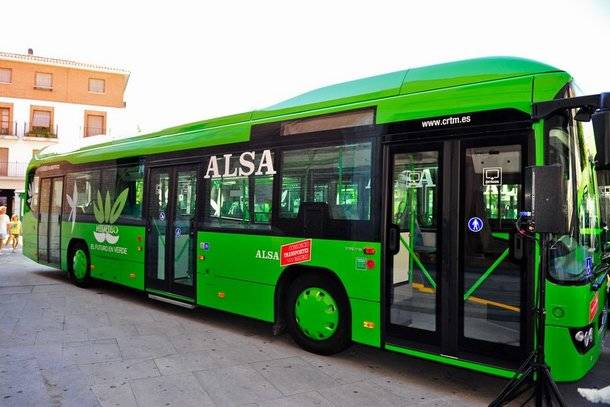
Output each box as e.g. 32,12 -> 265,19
0,214 -> 9,234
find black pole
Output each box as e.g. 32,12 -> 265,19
489,232 -> 566,407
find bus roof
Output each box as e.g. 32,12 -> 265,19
31,56 -> 562,167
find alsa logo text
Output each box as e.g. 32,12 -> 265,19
204,150 -> 275,179
256,250 -> 279,260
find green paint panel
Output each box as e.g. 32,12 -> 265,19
545,325 -> 601,382
198,274 -> 276,322
377,76 -> 534,125
32,122 -> 250,167
350,297 -> 381,347
60,221 -> 145,290
385,344 -> 516,379
544,279 -> 606,381
401,57 -> 558,94
196,231 -> 382,345
546,280 -> 599,327
532,72 -> 572,103
255,70 -> 406,119
21,211 -> 38,261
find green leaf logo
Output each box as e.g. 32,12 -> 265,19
109,188 -> 129,224
94,190 -> 105,224
104,192 -> 111,223
93,188 -> 130,225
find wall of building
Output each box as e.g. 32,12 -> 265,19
0,53 -> 131,219
0,59 -> 127,108
0,96 -> 132,139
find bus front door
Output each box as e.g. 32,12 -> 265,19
37,176 -> 63,265
385,136 -> 527,368
146,165 -> 198,300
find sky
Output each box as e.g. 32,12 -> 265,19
2,0 -> 610,135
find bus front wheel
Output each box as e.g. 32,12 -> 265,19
286,273 -> 351,355
69,242 -> 91,288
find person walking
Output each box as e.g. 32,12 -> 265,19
8,214 -> 22,253
0,206 -> 9,255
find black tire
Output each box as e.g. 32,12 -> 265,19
68,242 -> 91,288
286,273 -> 351,355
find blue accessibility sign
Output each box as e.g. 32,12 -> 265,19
467,217 -> 484,232
585,256 -> 593,276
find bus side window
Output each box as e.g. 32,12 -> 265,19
87,164 -> 144,222
280,142 -> 372,221
204,155 -> 273,228
64,170 -> 100,217
116,165 -> 144,220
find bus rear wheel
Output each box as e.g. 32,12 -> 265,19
69,242 -> 91,288
286,273 -> 351,355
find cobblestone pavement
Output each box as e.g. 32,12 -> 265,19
0,251 -> 608,406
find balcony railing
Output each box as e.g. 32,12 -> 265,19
25,123 -> 58,138
0,122 -> 59,139
0,162 -> 27,177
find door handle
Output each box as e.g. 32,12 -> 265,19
511,232 -> 523,261
388,223 -> 400,255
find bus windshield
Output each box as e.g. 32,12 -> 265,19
547,109 -> 601,282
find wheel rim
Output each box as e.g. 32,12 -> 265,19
294,287 -> 339,340
72,249 -> 87,280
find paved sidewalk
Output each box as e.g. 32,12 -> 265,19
0,251 -> 608,406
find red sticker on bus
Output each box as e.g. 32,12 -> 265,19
280,239 -> 312,267
589,292 -> 599,323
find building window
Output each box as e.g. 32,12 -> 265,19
0,68 -> 11,84
30,106 -> 54,137
88,78 -> 105,93
0,107 -> 11,135
84,111 -> 106,137
35,72 -> 53,89
0,148 -> 8,176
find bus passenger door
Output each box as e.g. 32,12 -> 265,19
459,141 -> 525,361
37,176 -> 63,265
386,145 -> 442,348
146,165 -> 198,300
384,136 -> 528,368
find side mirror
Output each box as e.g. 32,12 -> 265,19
593,93 -> 610,169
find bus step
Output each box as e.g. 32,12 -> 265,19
148,294 -> 195,309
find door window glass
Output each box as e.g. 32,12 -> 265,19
49,178 -> 63,264
462,144 -> 522,346
148,170 -> 170,281
390,151 -> 439,332
37,178 -> 51,260
173,170 -> 197,289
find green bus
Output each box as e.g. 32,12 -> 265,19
23,57 -> 609,382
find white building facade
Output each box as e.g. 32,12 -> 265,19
0,50 -> 131,217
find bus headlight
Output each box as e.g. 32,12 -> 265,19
570,324 -> 595,353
